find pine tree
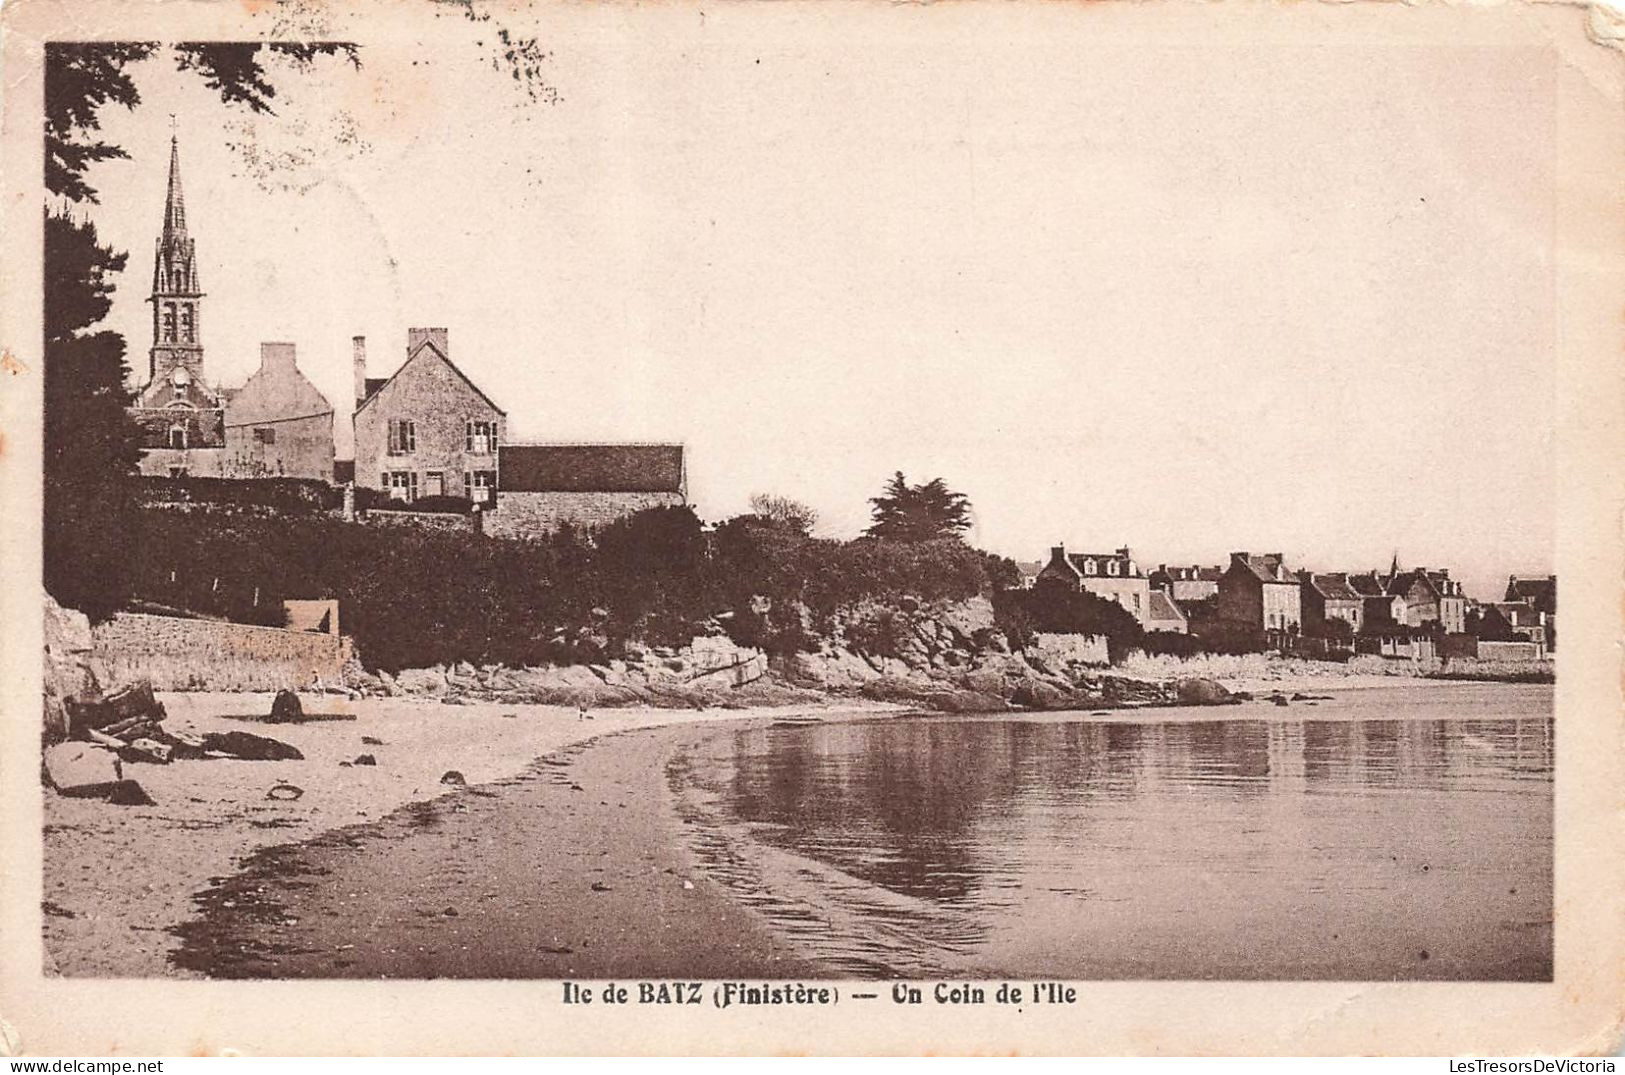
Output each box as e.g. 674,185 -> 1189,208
865,472 -> 973,542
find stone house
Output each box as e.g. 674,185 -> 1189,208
1149,564 -> 1224,603
1036,545 -> 1153,626
220,343 -> 335,481
484,443 -> 688,537
1386,568 -> 1467,633
351,329 -> 506,504
1481,601 -> 1551,653
1216,552 -> 1302,637
1506,575 -> 1556,616
1299,572 -> 1364,635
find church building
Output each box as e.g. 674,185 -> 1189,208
129,132 -> 334,481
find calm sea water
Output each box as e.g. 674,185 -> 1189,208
668,683 -> 1553,980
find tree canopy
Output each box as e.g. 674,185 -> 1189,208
865,472 -> 972,542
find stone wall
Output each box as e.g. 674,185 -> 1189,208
1478,640 -> 1545,662
91,613 -> 354,691
484,490 -> 685,538
356,508 -> 476,534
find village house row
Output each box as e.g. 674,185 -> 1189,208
128,134 -> 686,538
1023,546 -> 1556,657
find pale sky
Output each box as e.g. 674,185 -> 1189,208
75,8 -> 1556,599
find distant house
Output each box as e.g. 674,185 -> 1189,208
1037,545 -> 1153,626
1011,561 -> 1044,590
1506,575 -> 1556,617
1387,568 -> 1467,633
1481,600 -> 1552,653
351,329 -> 506,504
485,443 -> 688,537
1216,552 -> 1302,639
1144,590 -> 1189,635
1299,572 -> 1364,635
1149,564 -> 1224,603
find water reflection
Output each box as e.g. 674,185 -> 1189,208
674,685 -> 1554,980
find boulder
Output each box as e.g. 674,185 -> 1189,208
43,742 -> 124,797
1175,678 -> 1238,706
198,731 -> 305,761
269,689 -> 305,723
1011,679 -> 1072,710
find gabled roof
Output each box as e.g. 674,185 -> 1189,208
498,443 -> 686,494
1347,573 -> 1386,597
1303,572 -> 1361,601
1146,590 -> 1187,625
1232,553 -> 1293,583
354,338 -> 506,417
1507,576 -> 1556,611
1387,570 -> 1439,600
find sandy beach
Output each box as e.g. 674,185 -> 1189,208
41,691 -> 892,977
43,673 -> 1546,978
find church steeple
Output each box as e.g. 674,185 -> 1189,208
144,125 -> 207,397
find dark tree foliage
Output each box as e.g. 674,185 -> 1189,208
43,40 -> 360,619
46,41 -> 360,203
865,472 -> 972,542
44,42 -> 155,203
172,42 -> 360,115
43,209 -> 143,620
747,492 -> 817,536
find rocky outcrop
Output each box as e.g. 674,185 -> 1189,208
355,597 -> 1244,714
44,596 -> 101,742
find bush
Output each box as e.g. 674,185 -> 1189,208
996,579 -> 1145,663
120,504 -> 1015,672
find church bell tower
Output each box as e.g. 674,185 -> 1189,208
145,129 -> 206,397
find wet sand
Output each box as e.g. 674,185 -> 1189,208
42,692 -> 884,977
168,721 -> 822,979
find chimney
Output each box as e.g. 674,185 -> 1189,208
260,341 -> 297,373
407,327 -> 449,356
352,336 -> 367,408
1049,544 -> 1067,565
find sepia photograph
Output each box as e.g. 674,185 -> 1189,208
4,0 -> 1623,1057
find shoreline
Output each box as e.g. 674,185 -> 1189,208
41,692 -> 894,978
43,680 -> 1550,978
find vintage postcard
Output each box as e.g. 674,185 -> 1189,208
1,0 -> 1622,1057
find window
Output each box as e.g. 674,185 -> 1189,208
385,470 -> 418,502
1107,560 -> 1120,577
180,305 -> 194,342
168,424 -> 187,450
387,419 -> 416,455
466,420 -> 497,454
162,303 -> 176,341
1083,559 -> 1097,576
253,427 -> 276,445
464,469 -> 496,504
424,471 -> 444,498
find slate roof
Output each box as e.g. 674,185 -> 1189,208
1507,576 -> 1556,612
1146,590 -> 1187,625
1304,572 -> 1361,601
498,443 -> 686,494
1387,571 -> 1439,599
1232,553 -> 1292,583
1347,573 -> 1387,597
355,339 -> 507,417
